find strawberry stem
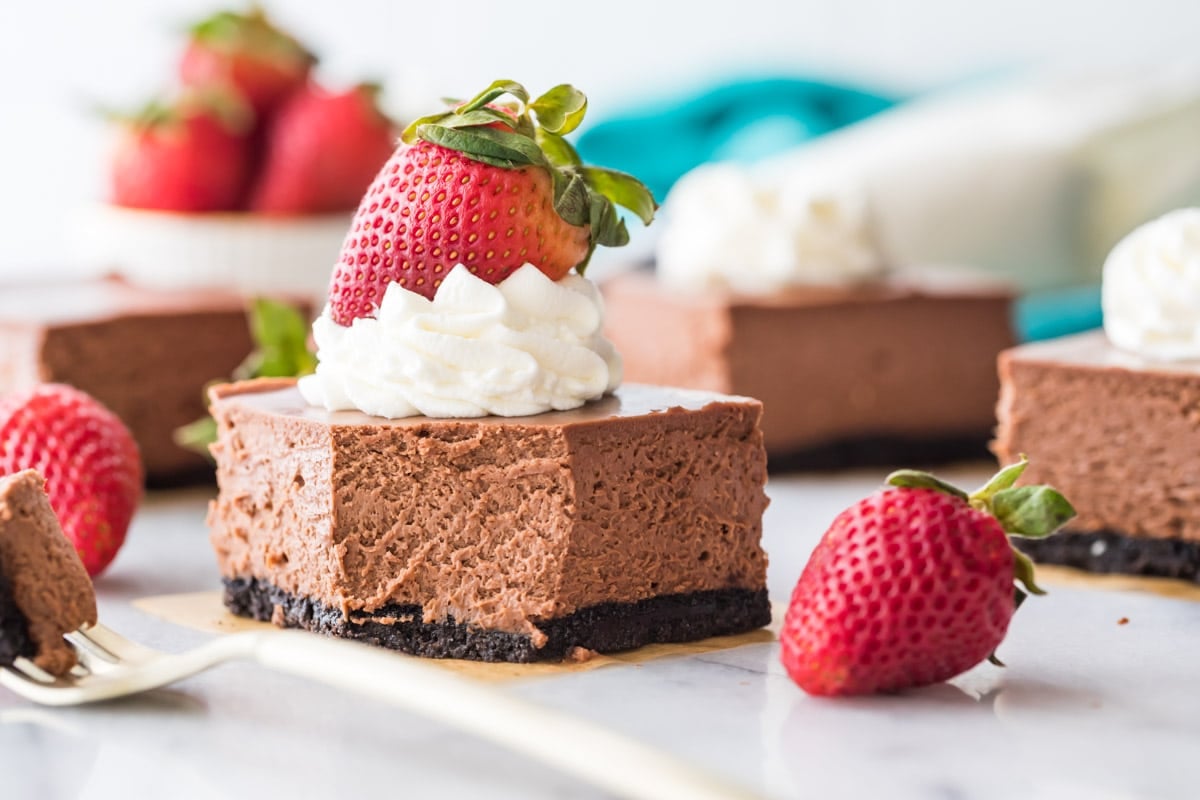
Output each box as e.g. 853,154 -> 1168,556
970,456 -> 1028,504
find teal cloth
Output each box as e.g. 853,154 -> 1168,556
577,76 -> 1102,343
1015,286 -> 1102,342
576,77 -> 896,202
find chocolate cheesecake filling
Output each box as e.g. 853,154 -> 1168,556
0,471 -> 97,675
603,271 -> 1014,469
208,380 -> 770,659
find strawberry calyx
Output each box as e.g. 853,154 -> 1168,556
886,456 -> 1076,602
188,5 -> 315,67
400,79 -> 658,274
106,88 -> 253,137
347,81 -> 392,126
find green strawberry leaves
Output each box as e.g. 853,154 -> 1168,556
174,298 -> 316,459
399,79 -> 658,274
552,171 -> 591,228
971,457 -> 1028,502
174,415 -> 219,457
189,7 -> 316,66
579,167 -> 657,226
886,469 -> 968,499
459,79 -> 530,112
239,298 -> 317,379
990,485 -> 1077,540
590,198 -> 630,248
1011,547 -> 1046,597
530,85 -> 588,135
537,130 -> 582,167
417,124 -> 548,170
973,457 -> 1076,539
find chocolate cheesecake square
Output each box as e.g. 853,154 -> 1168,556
207,379 -> 770,662
602,271 -> 1015,470
0,277 -> 289,485
994,330 -> 1200,580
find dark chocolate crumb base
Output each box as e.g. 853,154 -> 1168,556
768,432 -> 993,473
145,466 -> 217,490
1015,529 -> 1200,584
224,577 -> 771,663
0,571 -> 35,667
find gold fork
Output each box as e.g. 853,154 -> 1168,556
2,622 -> 760,800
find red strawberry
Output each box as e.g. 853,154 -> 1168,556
249,83 -> 396,215
179,7 -> 314,117
110,93 -> 252,212
326,79 -> 658,325
0,385 -> 143,576
780,461 -> 1075,696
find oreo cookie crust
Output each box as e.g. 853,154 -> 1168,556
225,577 -> 771,663
0,571 -> 35,667
1015,529 -> 1200,583
769,432 -> 992,473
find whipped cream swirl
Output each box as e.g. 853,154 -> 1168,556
655,164 -> 887,293
1103,208 -> 1200,361
298,264 -> 622,418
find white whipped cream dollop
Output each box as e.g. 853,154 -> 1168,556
298,264 -> 622,418
655,163 -> 887,293
1103,208 -> 1200,361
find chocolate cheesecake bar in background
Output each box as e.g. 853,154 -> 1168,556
603,269 -> 1015,470
0,277 -> 304,485
994,331 -> 1200,581
207,379 -> 771,662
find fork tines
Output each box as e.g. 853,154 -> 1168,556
6,657 -> 69,686
66,628 -> 121,669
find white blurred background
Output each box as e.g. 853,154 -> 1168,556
0,0 -> 1196,277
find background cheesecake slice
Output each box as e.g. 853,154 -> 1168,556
604,270 -> 1014,470
994,331 -> 1200,581
207,379 -> 771,662
0,277 -> 304,485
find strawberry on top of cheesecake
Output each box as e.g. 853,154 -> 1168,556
300,80 -> 657,419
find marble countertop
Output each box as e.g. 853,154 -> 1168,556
5,462 -> 1198,800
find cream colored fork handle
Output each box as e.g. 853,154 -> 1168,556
1,634 -> 261,706
251,631 -> 761,800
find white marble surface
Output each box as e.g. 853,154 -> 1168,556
4,462 -> 1200,799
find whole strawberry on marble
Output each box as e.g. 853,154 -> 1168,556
328,80 -> 656,324
0,385 -> 143,576
781,459 -> 1075,696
